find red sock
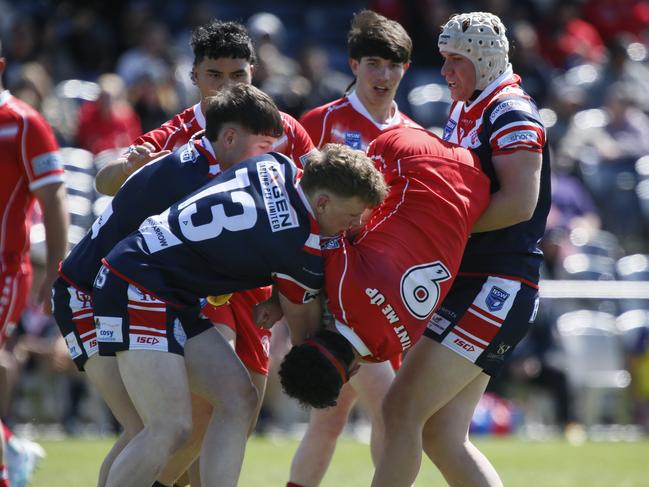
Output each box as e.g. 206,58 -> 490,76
1,422 -> 11,442
0,464 -> 9,487
287,483 -> 305,487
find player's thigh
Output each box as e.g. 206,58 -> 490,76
85,354 -> 142,432
352,361 -> 395,417
183,326 -> 254,405
308,381 -> 358,433
0,268 -> 31,342
384,339 -> 484,426
422,372 -> 490,447
117,349 -> 191,424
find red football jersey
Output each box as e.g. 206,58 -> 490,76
0,91 -> 64,271
133,103 -> 315,168
299,90 -> 420,151
324,127 -> 491,362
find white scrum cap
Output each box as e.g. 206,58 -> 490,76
438,12 -> 510,90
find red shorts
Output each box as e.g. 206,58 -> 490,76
202,287 -> 272,375
0,268 -> 32,343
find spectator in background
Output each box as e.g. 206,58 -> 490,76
587,36 -> 649,112
539,0 -> 606,69
509,21 -> 553,108
116,21 -> 175,89
297,45 -> 353,112
247,12 -> 308,116
76,73 -> 142,154
582,0 -> 649,43
0,40 -> 69,487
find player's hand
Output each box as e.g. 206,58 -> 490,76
35,270 -> 58,315
124,143 -> 171,175
254,299 -> 284,329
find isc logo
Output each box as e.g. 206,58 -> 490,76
453,338 -> 475,352
136,336 -> 160,345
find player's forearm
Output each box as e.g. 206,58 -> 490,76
279,294 -> 322,345
94,157 -> 130,196
40,185 -> 70,274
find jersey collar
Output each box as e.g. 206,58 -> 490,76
194,102 -> 206,129
348,90 -> 401,131
295,182 -> 320,234
464,64 -> 516,110
193,134 -> 221,175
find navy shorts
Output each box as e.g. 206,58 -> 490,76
52,277 -> 96,371
92,266 -> 212,357
424,274 -> 539,376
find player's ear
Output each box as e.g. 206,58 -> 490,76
315,192 -> 331,214
190,66 -> 198,85
348,58 -> 359,76
223,126 -> 238,147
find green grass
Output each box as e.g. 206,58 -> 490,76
31,435 -> 649,486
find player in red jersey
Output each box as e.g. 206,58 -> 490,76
275,125 -> 490,405
287,11 -> 419,487
0,42 -> 68,487
369,12 -> 551,487
89,20 -> 314,486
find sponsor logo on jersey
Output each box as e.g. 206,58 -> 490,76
427,312 -> 451,335
453,337 -> 476,352
344,131 -> 362,149
486,286 -> 510,312
65,332 -> 82,359
320,237 -> 341,250
84,337 -> 98,356
95,316 -> 123,343
489,99 -> 532,124
140,213 -> 182,253
258,160 -> 299,232
443,119 -> 456,141
32,151 -> 63,175
180,147 -> 198,163
131,334 -> 168,351
497,130 -> 538,148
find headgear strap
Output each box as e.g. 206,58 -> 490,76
305,339 -> 349,383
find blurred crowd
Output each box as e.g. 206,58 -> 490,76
3,0 -> 649,438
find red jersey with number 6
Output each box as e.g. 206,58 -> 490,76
323,127 -> 490,362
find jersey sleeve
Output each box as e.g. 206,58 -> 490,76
22,111 -> 64,191
277,113 -> 316,169
487,94 -> 546,156
273,249 -> 323,304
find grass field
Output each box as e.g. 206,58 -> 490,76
30,435 -> 649,486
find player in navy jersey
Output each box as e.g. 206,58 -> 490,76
52,84 -> 283,487
371,12 -> 551,487
92,144 -> 387,487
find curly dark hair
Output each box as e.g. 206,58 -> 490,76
279,330 -> 356,409
190,19 -> 256,66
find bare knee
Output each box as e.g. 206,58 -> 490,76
147,416 -> 193,454
215,381 -> 258,420
309,405 -> 352,440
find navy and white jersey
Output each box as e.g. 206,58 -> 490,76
60,135 -> 221,292
102,152 -> 323,307
442,66 -> 551,284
